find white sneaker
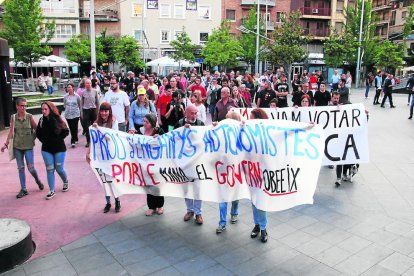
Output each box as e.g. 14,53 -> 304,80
335,178 -> 341,186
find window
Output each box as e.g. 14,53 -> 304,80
132,3 -> 144,17
41,0 -> 75,13
160,30 -> 171,43
54,24 -> 76,39
160,4 -> 171,18
174,30 -> 183,39
174,4 -> 185,19
134,30 -> 143,41
336,0 -> 344,11
390,10 -> 396,26
226,9 -> 236,21
199,32 -> 209,44
198,6 -> 211,20
276,12 -> 285,23
335,22 -> 344,33
402,11 -> 407,19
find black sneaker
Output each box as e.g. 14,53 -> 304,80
71,143 -> 75,148
104,203 -> 111,213
260,229 -> 268,243
16,189 -> 28,199
62,182 -> 69,192
251,224 -> 260,238
115,200 -> 121,213
46,191 -> 55,200
85,143 -> 90,148
36,180 -> 44,191
216,224 -> 226,234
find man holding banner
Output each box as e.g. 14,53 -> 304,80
174,105 -> 205,225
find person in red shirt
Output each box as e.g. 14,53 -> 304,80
188,76 -> 207,102
309,71 -> 318,91
156,84 -> 173,133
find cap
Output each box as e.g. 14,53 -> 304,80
138,88 -> 146,95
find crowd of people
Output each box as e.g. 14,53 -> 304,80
3,66 -> 380,243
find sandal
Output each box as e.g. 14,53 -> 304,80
156,207 -> 164,215
145,209 -> 154,216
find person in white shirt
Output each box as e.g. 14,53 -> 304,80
102,77 -> 130,132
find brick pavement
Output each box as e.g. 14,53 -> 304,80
3,88 -> 414,275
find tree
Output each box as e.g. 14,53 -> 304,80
97,29 -> 118,71
374,40 -> 404,71
343,0 -> 376,67
0,0 -> 55,78
323,30 -> 348,69
238,8 -> 266,70
170,27 -> 196,69
201,21 -> 243,71
266,12 -> 309,83
114,36 -> 145,70
64,34 -> 106,77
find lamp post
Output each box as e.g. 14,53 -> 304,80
255,0 -> 260,74
90,0 -> 96,69
355,0 -> 365,88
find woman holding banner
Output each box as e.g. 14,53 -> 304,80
249,108 -> 269,243
87,102 -> 121,213
142,113 -> 166,216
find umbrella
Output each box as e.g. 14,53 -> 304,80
401,66 -> 414,72
10,55 -> 78,67
145,56 -> 200,67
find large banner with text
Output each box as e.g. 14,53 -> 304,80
90,119 -> 325,212
232,104 -> 369,165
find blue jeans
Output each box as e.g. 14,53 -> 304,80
219,200 -> 239,226
365,85 -> 370,98
409,94 -> 414,118
252,204 -> 267,230
41,151 -> 68,192
14,148 -> 41,190
185,198 -> 202,215
47,85 -> 54,95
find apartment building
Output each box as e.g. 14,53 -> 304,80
40,0 -> 81,56
79,0 -> 121,38
119,0 -> 222,62
222,0 -> 290,36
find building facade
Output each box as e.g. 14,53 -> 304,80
119,0 -> 222,62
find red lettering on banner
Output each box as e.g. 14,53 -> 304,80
147,164 -> 159,185
215,160 -> 262,188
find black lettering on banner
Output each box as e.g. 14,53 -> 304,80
324,134 -> 340,161
342,134 -> 360,160
95,168 -> 112,184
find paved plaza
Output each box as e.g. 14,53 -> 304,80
2,88 -> 414,275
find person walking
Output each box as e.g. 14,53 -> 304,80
102,77 -> 130,132
80,79 -> 100,147
380,74 -> 396,108
407,74 -> 414,119
63,83 -> 81,148
1,98 -> 44,198
36,101 -> 70,199
129,88 -> 157,134
87,102 -> 121,213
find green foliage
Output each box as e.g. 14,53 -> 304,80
0,0 -> 55,71
64,35 -> 91,64
323,30 -> 348,69
97,29 -> 118,67
238,8 -> 266,67
403,4 -> 414,39
266,12 -> 309,68
343,0 -> 376,66
201,21 -> 243,70
170,27 -> 196,66
114,36 -> 145,70
374,40 -> 404,70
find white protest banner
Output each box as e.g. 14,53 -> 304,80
232,104 -> 369,165
90,119 -> 325,212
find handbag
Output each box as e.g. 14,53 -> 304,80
8,114 -> 15,161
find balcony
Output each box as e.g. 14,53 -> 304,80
300,7 -> 331,17
372,4 -> 392,11
374,19 -> 390,25
241,0 -> 275,7
79,8 -> 119,21
303,27 -> 330,38
264,21 -> 275,31
41,7 -> 77,14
